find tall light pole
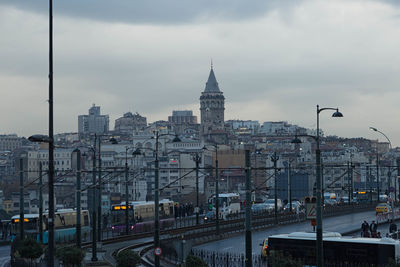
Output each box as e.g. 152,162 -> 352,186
19,157 -> 24,240
152,131 -> 181,267
203,144 -> 220,235
271,153 -> 279,224
244,150 -> 252,267
97,136 -> 102,241
39,162 -> 43,244
192,153 -> 201,225
91,138 -> 97,261
370,127 -> 392,202
124,147 -> 141,235
48,0 -> 55,265
28,135 -> 54,266
72,149 -> 82,248
316,105 -> 343,267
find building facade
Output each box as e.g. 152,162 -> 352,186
200,66 -> 226,143
78,104 -> 109,135
114,112 -> 147,134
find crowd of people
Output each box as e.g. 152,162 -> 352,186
361,220 -> 380,238
361,219 -> 398,238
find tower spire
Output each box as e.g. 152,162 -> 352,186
211,58 -> 213,70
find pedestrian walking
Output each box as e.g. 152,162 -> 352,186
389,220 -> 398,239
361,220 -> 369,237
370,220 -> 378,237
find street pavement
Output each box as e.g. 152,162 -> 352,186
0,246 -> 10,267
194,209 -> 380,254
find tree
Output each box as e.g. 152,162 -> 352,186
268,250 -> 303,267
56,247 -> 85,267
17,238 -> 43,265
185,255 -> 208,267
115,250 -> 141,267
388,258 -> 400,267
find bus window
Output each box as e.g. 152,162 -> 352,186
84,215 -> 89,226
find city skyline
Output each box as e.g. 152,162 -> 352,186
1,1 -> 400,145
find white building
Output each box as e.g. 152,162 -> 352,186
78,104 -> 109,135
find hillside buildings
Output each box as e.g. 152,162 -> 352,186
78,104 -> 109,135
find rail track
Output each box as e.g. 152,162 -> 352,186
80,202 -> 378,249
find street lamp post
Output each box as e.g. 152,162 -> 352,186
97,136 -> 102,241
72,149 -> 82,248
245,150 -> 252,267
19,158 -> 24,240
203,144 -> 220,235
152,131 -> 181,267
124,147 -> 141,235
91,138 -> 98,261
271,153 -> 279,225
39,162 -> 43,244
28,134 -> 55,266
316,105 -> 343,267
48,0 -> 55,264
370,127 -> 393,203
192,153 -> 201,225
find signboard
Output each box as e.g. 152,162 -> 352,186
154,247 -> 162,256
306,204 -> 316,219
305,196 -> 317,220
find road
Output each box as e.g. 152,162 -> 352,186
0,246 -> 10,267
194,210 -> 381,254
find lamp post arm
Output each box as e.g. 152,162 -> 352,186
375,130 -> 392,150
317,107 -> 340,114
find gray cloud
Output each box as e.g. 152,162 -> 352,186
2,0 -> 400,146
1,0 -> 288,24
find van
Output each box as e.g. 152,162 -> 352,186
264,199 -> 283,211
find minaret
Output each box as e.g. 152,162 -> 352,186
200,64 -> 225,140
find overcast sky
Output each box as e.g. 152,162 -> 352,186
1,0 -> 400,146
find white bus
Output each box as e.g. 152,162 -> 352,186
208,193 -> 241,219
261,231 -> 400,266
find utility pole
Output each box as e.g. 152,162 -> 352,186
397,158 -> 400,203
19,158 -> 24,240
39,163 -> 43,244
377,153 -> 380,202
245,150 -> 252,267
75,149 -> 82,248
125,152 -> 129,235
154,132 -> 160,267
91,137 -> 97,262
271,152 -> 279,225
194,153 -> 200,225
351,162 -> 354,204
347,162 -> 351,205
48,0 -> 55,265
288,161 -> 292,211
98,139 -> 102,241
215,146 -> 220,235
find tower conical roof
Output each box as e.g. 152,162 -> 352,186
204,68 -> 220,92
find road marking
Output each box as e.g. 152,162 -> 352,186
0,256 -> 10,267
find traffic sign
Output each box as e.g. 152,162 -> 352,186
154,247 -> 162,256
305,196 -> 317,220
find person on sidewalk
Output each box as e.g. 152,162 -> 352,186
370,220 -> 378,237
361,220 -> 369,237
389,220 -> 398,239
